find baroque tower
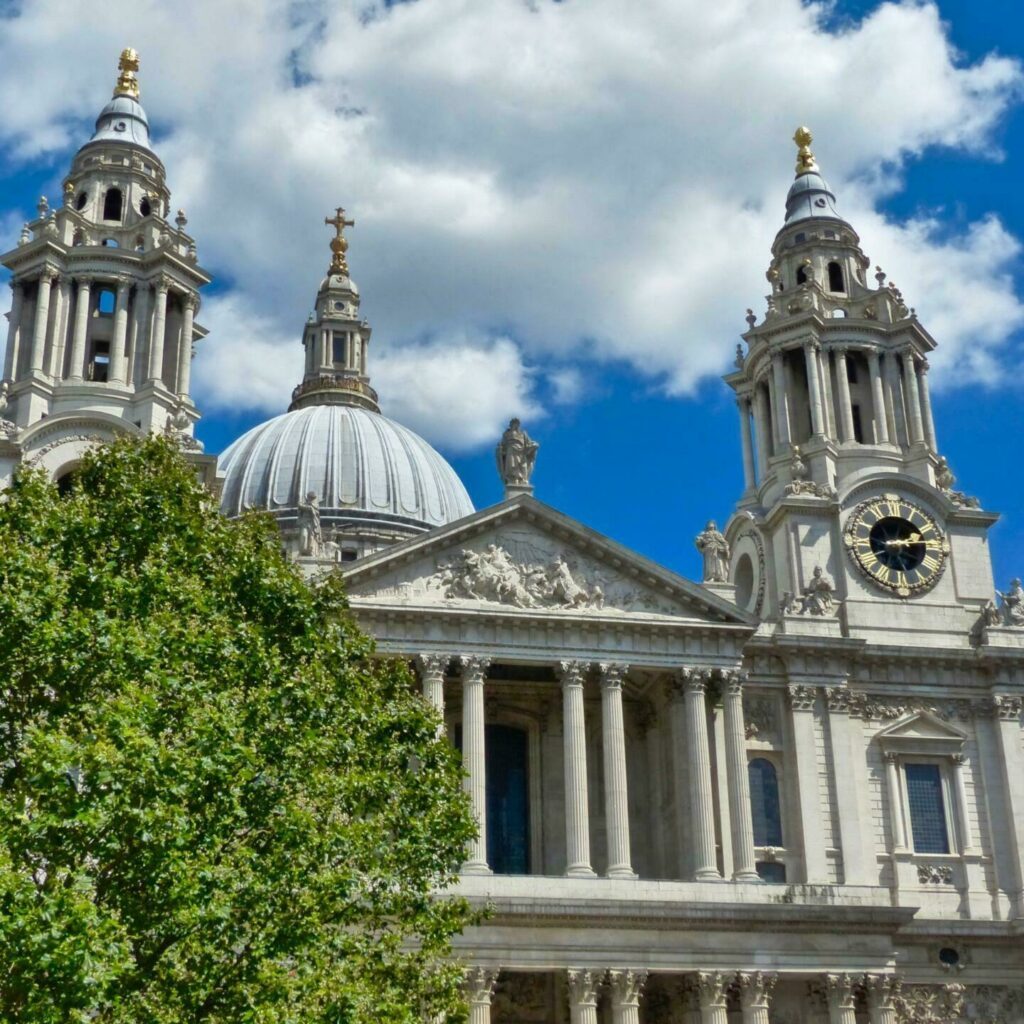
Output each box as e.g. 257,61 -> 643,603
0,49 -> 214,487
722,128 -> 1000,645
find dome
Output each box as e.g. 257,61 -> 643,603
784,170 -> 845,226
218,404 -> 474,537
89,94 -> 154,152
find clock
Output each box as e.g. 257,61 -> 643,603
843,495 -> 949,597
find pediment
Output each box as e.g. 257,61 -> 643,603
875,711 -> 966,755
341,496 -> 753,626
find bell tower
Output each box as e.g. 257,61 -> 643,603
721,129 -> 1000,646
0,49 -> 214,487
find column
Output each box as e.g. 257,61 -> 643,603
883,352 -> 907,447
681,669 -> 720,880
866,348 -> 889,444
739,972 -> 777,1024
824,688 -> 870,885
599,663 -> 635,878
67,276 -> 92,381
819,348 -> 836,440
127,283 -> 152,388
47,276 -> 71,378
147,279 -> 169,383
803,339 -> 825,437
901,348 -> 924,444
28,270 -> 54,372
770,352 -> 791,448
832,346 -> 856,443
723,672 -> 758,881
460,655 -> 491,874
567,969 -> 602,1024
3,279 -> 25,381
415,654 -> 448,737
787,685 -> 829,882
320,329 -> 331,370
697,972 -> 728,1024
176,295 -> 197,396
560,660 -> 595,877
826,974 -> 856,1024
737,398 -> 756,490
109,277 -> 131,385
752,385 -> 771,478
865,974 -> 898,1024
917,357 -> 937,450
465,967 -> 498,1024
950,754 -> 976,854
883,753 -> 908,852
991,695 -> 1024,917
609,970 -> 646,1024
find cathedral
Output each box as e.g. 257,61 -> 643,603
3,51 -> 1024,1024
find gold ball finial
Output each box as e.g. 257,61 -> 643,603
325,207 -> 355,276
114,47 -> 141,99
793,125 -> 818,176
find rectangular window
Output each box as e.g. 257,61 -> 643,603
852,403 -> 865,443
905,763 -> 950,854
332,333 -> 346,364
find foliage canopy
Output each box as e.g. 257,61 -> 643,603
0,436 -> 475,1023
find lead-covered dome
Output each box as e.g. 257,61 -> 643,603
219,404 -> 473,541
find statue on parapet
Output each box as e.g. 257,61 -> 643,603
995,578 -> 1024,627
695,520 -> 730,583
297,490 -> 323,558
496,417 -> 539,496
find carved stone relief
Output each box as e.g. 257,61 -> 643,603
893,983 -> 964,1023
916,863 -> 954,885
744,694 -> 779,739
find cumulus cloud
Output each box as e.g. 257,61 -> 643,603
0,0 -> 1022,448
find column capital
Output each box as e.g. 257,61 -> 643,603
918,357 -> 930,373
826,973 -> 855,1011
724,669 -> 748,697
883,751 -> 899,766
464,966 -> 499,1003
115,274 -> 132,293
824,685 -> 851,713
697,971 -> 727,1010
864,973 -> 900,1011
802,336 -> 821,354
182,292 -> 200,313
787,683 -> 817,712
37,267 -> 58,285
833,343 -> 850,356
739,971 -> 778,1010
992,694 -> 1023,721
414,653 -> 449,679
609,969 -> 647,1005
558,659 -> 589,687
598,662 -> 628,689
459,655 -> 491,685
951,752 -> 966,766
677,666 -> 711,695
153,275 -> 172,295
74,273 -> 94,288
566,968 -> 603,1006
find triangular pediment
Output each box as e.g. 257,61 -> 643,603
875,711 -> 967,754
340,496 -> 753,627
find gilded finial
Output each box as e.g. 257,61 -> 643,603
113,47 -> 141,99
793,125 -> 818,176
325,206 -> 355,276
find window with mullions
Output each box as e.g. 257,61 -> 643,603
748,757 -> 783,847
905,763 -> 950,854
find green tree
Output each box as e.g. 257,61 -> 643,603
0,436 -> 476,1023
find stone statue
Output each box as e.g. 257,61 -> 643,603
695,520 -> 730,583
996,578 -> 1024,627
935,456 -> 955,491
801,566 -> 835,616
0,382 -> 14,438
495,418 -> 539,490
297,490 -> 323,558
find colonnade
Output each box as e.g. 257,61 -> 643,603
307,326 -> 366,376
4,271 -> 197,396
464,969 -> 899,1024
735,339 -> 936,490
414,656 -> 759,882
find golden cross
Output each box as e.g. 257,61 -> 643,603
325,207 -> 355,236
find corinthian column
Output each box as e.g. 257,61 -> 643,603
127,282 -> 152,388
901,348 -> 924,444
826,974 -> 857,1024
67,276 -> 92,381
28,270 -> 55,372
737,398 -> 756,489
917,357 -> 937,450
681,669 -> 720,880
415,654 -> 448,737
770,352 -> 791,447
176,294 -> 197,396
460,655 -> 491,874
723,672 -> 758,881
465,967 -> 498,1024
739,972 -> 777,1024
697,972 -> 728,1024
3,279 -> 25,381
147,278 -> 170,383
109,277 -> 131,384
832,346 -> 856,443
560,660 -> 595,877
803,339 -> 825,437
864,974 -> 899,1024
609,970 -> 647,1024
866,348 -> 889,444
567,969 -> 602,1024
752,384 -> 771,477
599,663 -> 635,878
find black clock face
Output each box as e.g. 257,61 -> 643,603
844,496 -> 948,597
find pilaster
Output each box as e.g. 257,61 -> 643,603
787,684 -> 829,883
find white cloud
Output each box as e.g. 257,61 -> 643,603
0,0 -> 1021,448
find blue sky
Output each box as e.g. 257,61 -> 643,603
0,0 -> 1022,586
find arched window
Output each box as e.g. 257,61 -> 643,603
56,468 -> 79,497
75,191 -> 88,212
795,265 -> 808,286
139,196 -> 152,217
828,261 -> 845,292
748,757 -> 783,847
102,187 -> 123,222
97,289 -> 116,315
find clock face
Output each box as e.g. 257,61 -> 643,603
843,495 -> 949,597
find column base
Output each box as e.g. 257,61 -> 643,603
606,866 -> 638,880
693,868 -> 723,881
566,865 -> 597,878
733,869 -> 763,883
462,861 -> 493,876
